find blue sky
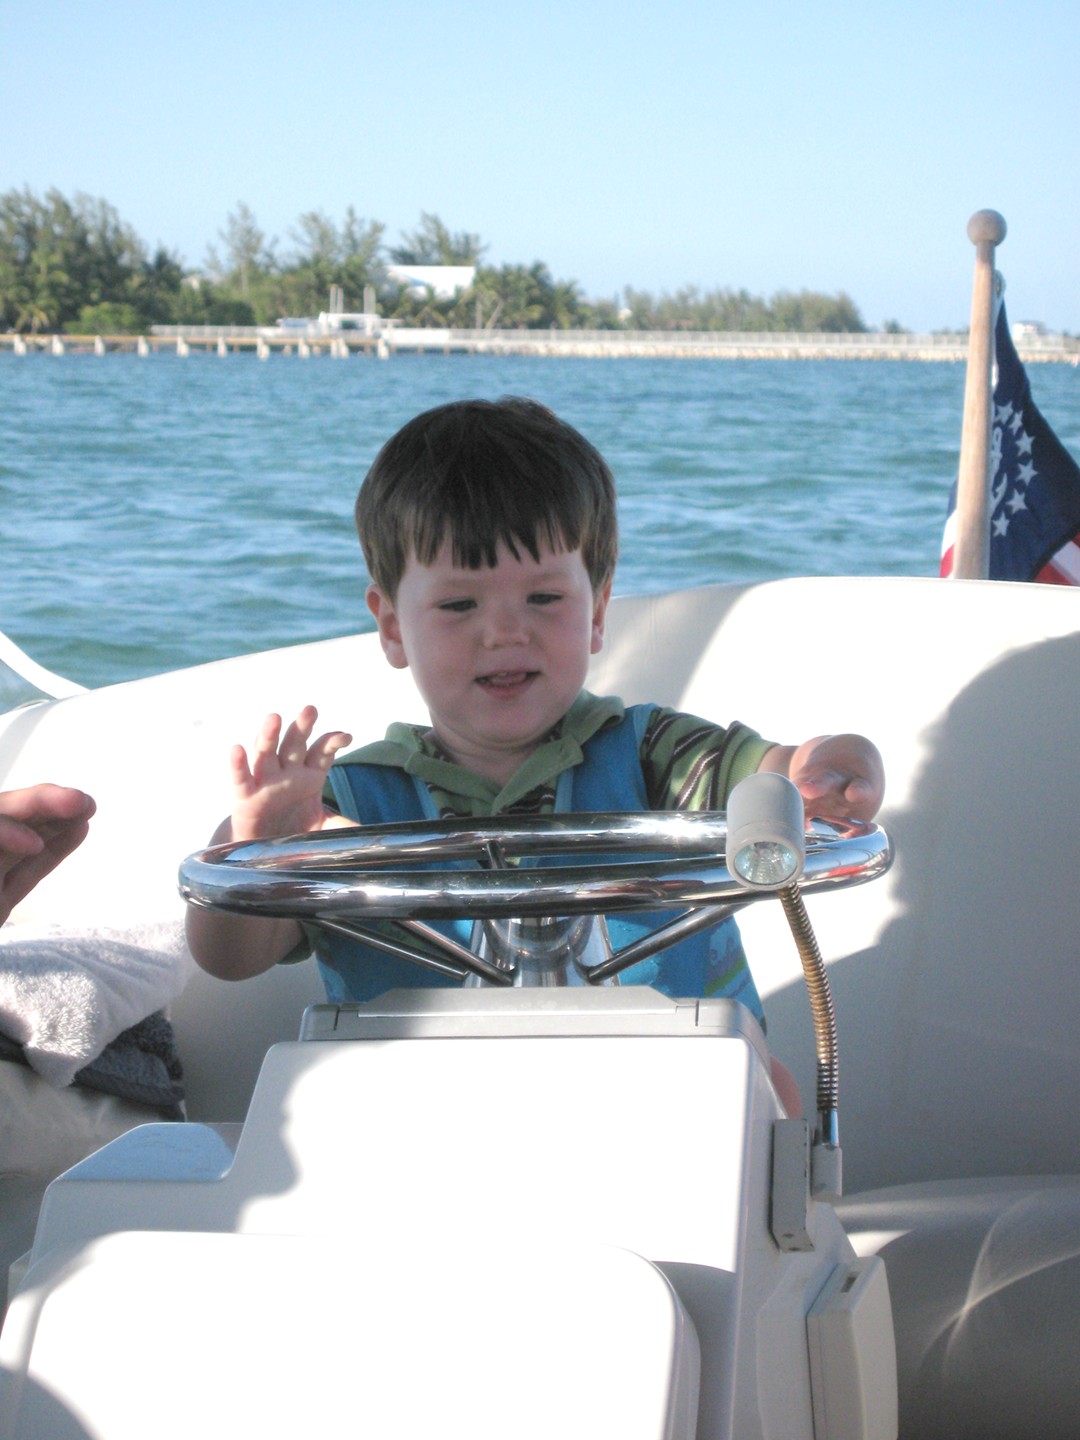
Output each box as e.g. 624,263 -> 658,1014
3,0 -> 1077,331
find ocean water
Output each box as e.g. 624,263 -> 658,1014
2,350 -> 1078,690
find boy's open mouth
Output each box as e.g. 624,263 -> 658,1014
477,671 -> 534,689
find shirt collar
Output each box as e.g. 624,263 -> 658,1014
343,691 -> 625,812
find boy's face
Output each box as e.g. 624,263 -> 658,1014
367,539 -> 611,786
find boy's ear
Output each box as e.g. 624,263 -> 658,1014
366,584 -> 409,670
590,579 -> 613,655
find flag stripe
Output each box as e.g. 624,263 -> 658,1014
1037,537 -> 1080,586
939,510 -> 956,577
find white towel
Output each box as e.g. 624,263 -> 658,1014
0,920 -> 193,1088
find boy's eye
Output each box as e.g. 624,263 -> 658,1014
437,598 -> 475,613
529,592 -> 562,606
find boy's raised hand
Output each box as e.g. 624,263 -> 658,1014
761,733 -> 884,824
230,706 -> 352,843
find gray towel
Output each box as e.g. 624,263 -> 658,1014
0,1011 -> 185,1119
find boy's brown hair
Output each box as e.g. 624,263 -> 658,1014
356,397 -> 618,598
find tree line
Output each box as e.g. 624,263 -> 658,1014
0,188 -> 870,336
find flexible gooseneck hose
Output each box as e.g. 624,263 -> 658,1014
779,883 -> 838,1149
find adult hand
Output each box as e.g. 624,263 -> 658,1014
0,784 -> 96,925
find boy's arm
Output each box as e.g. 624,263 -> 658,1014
185,707 -> 352,981
757,733 -> 884,823
184,814 -> 311,981
770,1056 -> 802,1118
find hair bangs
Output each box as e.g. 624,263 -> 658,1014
356,397 -> 617,597
411,461 -> 580,574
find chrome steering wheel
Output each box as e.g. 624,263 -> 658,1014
179,806 -> 891,988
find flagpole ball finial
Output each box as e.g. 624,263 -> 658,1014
968,210 -> 1007,246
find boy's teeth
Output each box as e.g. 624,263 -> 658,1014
481,671 -> 528,685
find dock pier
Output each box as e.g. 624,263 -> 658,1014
2,326 -> 1077,364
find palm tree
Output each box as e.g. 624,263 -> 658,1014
391,212 -> 485,266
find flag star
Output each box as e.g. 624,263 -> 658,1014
1018,459 -> 1036,486
993,512 -> 1011,536
1006,491 -> 1027,515
1016,428 -> 1034,456
1009,411 -> 1024,434
996,401 -> 1015,425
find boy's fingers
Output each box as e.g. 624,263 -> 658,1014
285,706 -> 318,742
792,765 -> 845,797
278,707 -> 321,764
308,732 -> 353,768
252,713 -> 283,757
230,744 -> 256,790
793,767 -> 860,812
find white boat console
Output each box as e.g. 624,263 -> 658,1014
1,784 -> 897,1439
1,987 -> 895,1440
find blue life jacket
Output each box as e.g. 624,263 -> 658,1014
317,705 -> 764,1022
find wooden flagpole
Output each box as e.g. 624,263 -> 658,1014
952,209 -> 1007,579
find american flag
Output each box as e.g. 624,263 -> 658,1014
940,301 -> 1080,583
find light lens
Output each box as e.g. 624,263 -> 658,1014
732,839 -> 800,887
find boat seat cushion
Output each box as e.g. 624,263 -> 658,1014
838,1176 -> 1080,1440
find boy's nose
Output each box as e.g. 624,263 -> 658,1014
482,602 -> 529,646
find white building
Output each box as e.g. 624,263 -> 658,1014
385,264 -> 476,299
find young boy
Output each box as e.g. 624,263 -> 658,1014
187,398 -> 883,1109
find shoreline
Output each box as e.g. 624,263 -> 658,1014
2,327 -> 1078,363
